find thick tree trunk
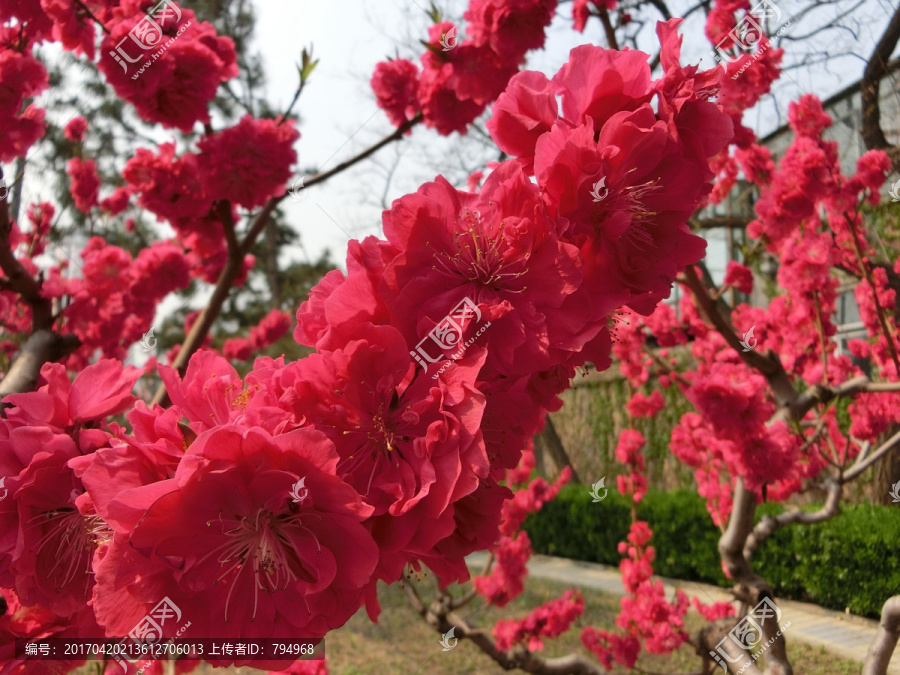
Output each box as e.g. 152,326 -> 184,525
542,416 -> 581,483
863,596 -> 900,674
0,330 -> 80,405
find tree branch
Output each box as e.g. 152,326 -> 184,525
541,416 -> 581,483
783,375 -> 900,423
0,170 -> 81,400
693,216 -> 751,231
302,114 -> 423,190
682,265 -> 796,405
0,330 -> 81,407
0,169 -> 52,331
717,480 -> 793,675
861,6 -> 900,170
863,595 -> 900,675
439,607 -> 606,674
597,7 -> 620,50
744,476 -> 841,560
149,118 -> 420,405
845,427 -> 900,481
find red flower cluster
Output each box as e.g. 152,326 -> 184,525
0,47 -> 48,162
63,116 -> 88,142
98,4 -> 238,131
44,237 -> 191,364
494,590 -> 584,650
488,20 -> 731,314
371,0 -> 558,134
223,309 -> 292,362
0,21 -> 733,672
122,117 -> 297,282
67,157 -> 101,213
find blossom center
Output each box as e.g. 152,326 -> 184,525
431,210 -> 529,289
204,508 -> 321,623
33,508 -> 102,594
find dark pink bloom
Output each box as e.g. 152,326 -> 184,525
98,6 -> 237,131
0,442 -> 98,617
690,364 -> 772,441
486,70 -> 557,173
286,324 -> 489,581
724,261 -> 754,294
371,59 -> 420,127
92,426 -> 378,655
788,94 -> 832,137
197,115 -> 299,209
383,161 -> 592,378
464,0 -> 557,59
2,359 -> 138,430
294,237 -> 397,351
493,590 -> 584,650
0,48 -> 49,162
64,115 -> 88,141
626,390 -> 664,418
67,157 -> 100,213
124,144 -> 212,223
99,186 -> 132,214
551,45 -> 652,131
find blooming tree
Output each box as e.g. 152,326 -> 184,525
0,1 -> 898,675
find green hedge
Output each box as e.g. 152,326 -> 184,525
523,485 -> 900,618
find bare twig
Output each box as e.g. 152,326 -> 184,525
597,7 -> 620,50
303,114 -> 423,190
744,477 -> 841,560
149,118 -> 420,405
843,212 -> 900,374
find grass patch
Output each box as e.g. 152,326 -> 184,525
82,576 -> 863,674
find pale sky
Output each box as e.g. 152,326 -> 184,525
249,0 -> 896,268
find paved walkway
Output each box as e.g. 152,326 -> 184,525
466,551 -> 900,674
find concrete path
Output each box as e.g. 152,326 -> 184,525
466,551 -> 900,674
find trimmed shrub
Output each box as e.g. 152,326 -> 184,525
524,487 -> 900,618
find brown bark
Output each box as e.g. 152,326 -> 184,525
0,330 -> 80,406
863,596 -> 900,674
541,416 -> 582,483
861,7 -> 900,170
0,169 -> 82,399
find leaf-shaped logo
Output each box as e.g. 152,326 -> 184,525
589,476 -> 608,502
440,25 -> 458,51
889,480 -> 900,503
139,327 -> 157,352
590,176 -> 609,202
439,626 -> 458,650
290,477 -> 309,504
740,325 -> 757,352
